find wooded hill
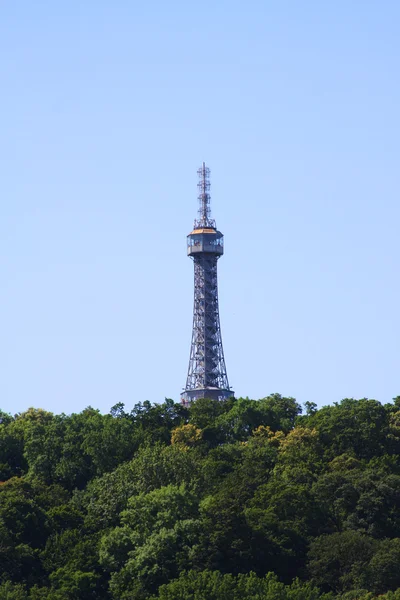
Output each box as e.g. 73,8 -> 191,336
1,395 -> 400,599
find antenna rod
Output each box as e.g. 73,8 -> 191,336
195,162 -> 215,228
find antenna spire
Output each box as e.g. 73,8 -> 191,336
195,162 -> 215,229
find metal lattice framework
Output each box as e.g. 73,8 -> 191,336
182,163 -> 233,404
194,162 -> 215,229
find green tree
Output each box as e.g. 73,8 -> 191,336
100,484 -> 202,598
152,570 -> 331,600
0,414 -> 26,480
300,399 -> 390,461
307,530 -> 377,593
83,443 -> 202,532
365,538 -> 400,593
0,581 -> 28,599
0,477 -> 54,584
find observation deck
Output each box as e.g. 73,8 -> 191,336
187,227 -> 224,257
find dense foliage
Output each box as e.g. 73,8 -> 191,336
1,395 -> 400,599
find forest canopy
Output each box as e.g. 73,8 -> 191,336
1,394 -> 400,599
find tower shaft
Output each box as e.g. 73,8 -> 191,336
182,164 -> 233,404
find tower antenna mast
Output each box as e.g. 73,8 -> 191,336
195,162 -> 215,229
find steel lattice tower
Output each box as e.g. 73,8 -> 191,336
182,163 -> 233,404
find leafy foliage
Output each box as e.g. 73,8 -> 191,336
1,395 -> 400,598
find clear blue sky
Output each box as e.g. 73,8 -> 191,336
1,1 -> 399,415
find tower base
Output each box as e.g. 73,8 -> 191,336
181,387 -> 234,405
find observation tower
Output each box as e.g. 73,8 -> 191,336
182,163 -> 233,404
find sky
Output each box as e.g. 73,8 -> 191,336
1,1 -> 400,415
